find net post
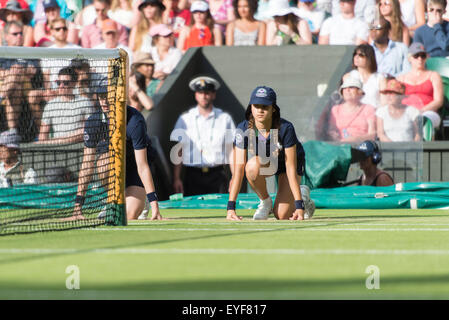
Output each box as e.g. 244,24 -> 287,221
107,49 -> 128,226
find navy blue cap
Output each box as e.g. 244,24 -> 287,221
43,0 -> 59,9
357,140 -> 378,158
95,78 -> 108,94
245,86 -> 280,120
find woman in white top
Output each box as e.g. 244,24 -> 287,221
399,0 -> 426,36
108,0 -> 135,29
226,0 -> 266,46
149,23 -> 183,80
376,78 -> 421,142
343,44 -> 385,109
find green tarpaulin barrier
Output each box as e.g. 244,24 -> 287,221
0,184 -> 105,210
159,182 -> 449,210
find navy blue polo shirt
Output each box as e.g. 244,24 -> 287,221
234,118 -> 305,175
83,105 -> 155,177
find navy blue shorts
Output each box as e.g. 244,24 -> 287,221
125,167 -> 144,188
275,154 -> 305,176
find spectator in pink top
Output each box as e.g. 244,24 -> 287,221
207,0 -> 235,34
81,0 -> 129,48
328,77 -> 376,142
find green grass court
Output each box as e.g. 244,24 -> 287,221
1,208 -> 449,300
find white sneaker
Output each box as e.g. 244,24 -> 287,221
97,207 -> 107,219
253,197 -> 273,220
300,185 -> 315,220
138,198 -> 150,220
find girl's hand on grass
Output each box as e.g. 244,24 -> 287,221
290,209 -> 304,221
227,210 -> 242,221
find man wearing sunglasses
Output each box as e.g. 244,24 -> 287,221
414,0 -> 449,57
38,67 -> 95,144
3,20 -> 24,47
48,18 -> 81,49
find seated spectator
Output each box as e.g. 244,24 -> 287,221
293,0 -> 326,43
48,18 -> 81,48
376,0 -> 410,46
343,44 -> 385,108
399,0 -> 426,37
29,0 -> 73,26
355,140 -> 394,186
177,1 -> 222,53
162,0 -> 191,39
376,78 -> 421,141
414,0 -> 449,58
129,0 -> 165,54
226,0 -> 266,46
0,0 -> 34,46
0,129 -> 37,186
44,166 -> 74,183
2,19 -> 24,46
318,0 -> 369,45
369,16 -> 410,77
266,0 -> 312,45
33,0 -> 79,47
81,0 -> 129,48
131,51 -> 163,97
129,70 -> 154,112
207,0 -> 235,35
38,67 -> 95,144
94,19 -> 134,65
330,0 -> 376,22
149,24 -> 182,80
328,77 -> 376,142
397,42 -> 444,137
108,0 -> 134,29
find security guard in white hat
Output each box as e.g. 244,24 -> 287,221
170,75 -> 236,196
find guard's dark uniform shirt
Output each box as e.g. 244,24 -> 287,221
234,118 -> 305,176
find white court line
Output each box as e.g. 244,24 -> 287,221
129,222 -> 449,226
90,227 -> 449,232
2,248 -> 449,255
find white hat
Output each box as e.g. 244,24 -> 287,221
423,110 -> 441,128
340,77 -> 364,95
269,0 -> 294,17
0,129 -> 20,149
190,0 -> 209,12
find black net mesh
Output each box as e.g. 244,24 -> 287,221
0,49 -> 126,235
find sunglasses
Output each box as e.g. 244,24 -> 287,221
379,1 -> 391,6
56,80 -> 71,87
354,52 -> 366,58
105,31 -> 117,35
98,93 -> 108,100
53,26 -> 68,32
9,31 -> 23,36
429,8 -> 444,13
413,53 -> 427,59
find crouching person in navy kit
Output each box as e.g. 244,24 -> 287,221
69,78 -> 163,221
227,86 -> 315,221
170,75 -> 236,196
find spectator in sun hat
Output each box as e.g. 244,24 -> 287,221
131,51 -> 162,97
266,0 -> 312,45
396,42 -> 444,140
414,0 -> 449,58
355,140 -> 394,186
149,23 -> 182,80
376,77 -> 422,142
327,76 -> 376,142
177,0 -> 223,53
81,0 -> 129,49
0,0 -> 34,46
318,0 -> 369,45
129,0 -> 165,54
227,85 -> 315,221
0,129 -> 37,187
170,75 -> 235,197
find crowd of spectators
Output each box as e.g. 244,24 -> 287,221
0,0 -> 448,145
